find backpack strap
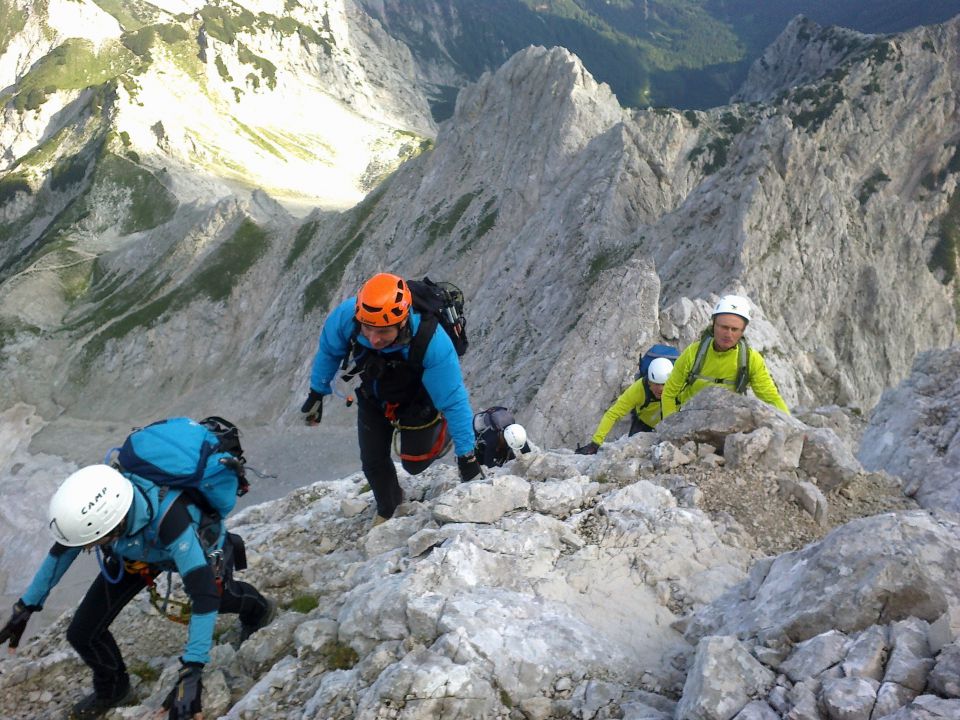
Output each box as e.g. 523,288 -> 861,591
406,313 -> 439,369
682,334 -> 751,396
637,380 -> 655,410
734,338 -> 750,394
681,335 -> 713,396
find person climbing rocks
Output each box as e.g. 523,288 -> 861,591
660,294 -> 789,419
300,272 -> 480,526
0,462 -> 275,720
575,357 -> 674,454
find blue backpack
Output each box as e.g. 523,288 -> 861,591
115,416 -> 248,520
635,344 -> 681,381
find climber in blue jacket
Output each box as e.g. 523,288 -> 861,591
301,273 -> 480,526
0,464 -> 274,720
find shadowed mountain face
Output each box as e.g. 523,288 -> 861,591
357,0 -> 960,113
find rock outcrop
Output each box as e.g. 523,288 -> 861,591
0,394 -> 934,720
859,345 -> 960,512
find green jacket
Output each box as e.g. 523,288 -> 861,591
661,338 -> 789,419
591,379 -> 663,444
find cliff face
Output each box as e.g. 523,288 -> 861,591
285,18 -> 960,446
3,12 -> 959,450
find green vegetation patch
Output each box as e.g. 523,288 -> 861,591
287,594 -> 319,613
198,3 -> 257,45
12,39 -> 138,112
233,119 -> 284,159
91,0 -> 161,31
75,290 -> 177,375
121,23 -> 190,59
586,243 -> 634,285
790,87 -> 844,133
303,188 -> 385,316
0,1 -> 27,57
16,126 -> 71,170
475,204 -> 499,240
73,218 -> 268,377
186,218 -> 270,303
236,44 -> 277,89
285,219 -> 319,269
857,170 -> 890,206
320,641 -> 359,670
95,153 -> 178,234
702,137 -> 731,175
930,188 -> 960,284
0,170 -> 32,204
426,192 -> 477,249
215,56 -> 233,82
50,153 -> 90,192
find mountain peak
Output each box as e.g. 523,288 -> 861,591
732,14 -> 876,104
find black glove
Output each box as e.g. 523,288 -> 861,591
0,600 -> 37,652
575,441 -> 600,455
300,389 -> 324,425
457,453 -> 482,482
163,662 -> 203,720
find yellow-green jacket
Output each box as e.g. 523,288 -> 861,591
591,379 -> 663,444
661,338 -> 789,419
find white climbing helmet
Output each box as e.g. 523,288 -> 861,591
712,294 -> 752,324
503,424 -> 527,452
48,465 -> 133,547
647,357 -> 674,385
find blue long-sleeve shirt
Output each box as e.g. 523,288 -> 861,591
309,298 -> 476,456
22,476 -> 222,665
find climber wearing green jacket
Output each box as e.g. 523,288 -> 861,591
660,294 -> 789,419
575,357 -> 673,454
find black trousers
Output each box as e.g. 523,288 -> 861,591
66,548 -> 267,699
357,392 -> 445,519
629,412 -> 653,436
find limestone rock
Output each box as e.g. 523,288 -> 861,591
859,346 -> 960,512
685,511 -> 960,646
780,630 -> 850,683
821,675 -> 879,720
675,636 -> 776,720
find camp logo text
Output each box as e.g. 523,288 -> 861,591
81,486 -> 110,514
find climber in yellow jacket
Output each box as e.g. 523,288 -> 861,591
661,294 -> 789,419
575,357 -> 674,454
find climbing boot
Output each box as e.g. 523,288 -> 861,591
69,680 -> 133,719
240,596 -> 277,643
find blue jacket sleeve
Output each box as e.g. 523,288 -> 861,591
419,328 -> 475,456
309,298 -> 359,394
166,524 -> 220,665
21,546 -> 83,608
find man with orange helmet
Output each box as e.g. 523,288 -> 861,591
301,273 -> 480,525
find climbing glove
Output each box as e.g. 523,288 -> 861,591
164,661 -> 203,720
0,600 -> 37,652
457,453 -> 483,482
300,389 -> 324,425
575,441 -> 600,455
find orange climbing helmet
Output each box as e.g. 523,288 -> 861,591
355,273 -> 412,326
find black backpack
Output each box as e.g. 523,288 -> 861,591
406,277 -> 468,365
